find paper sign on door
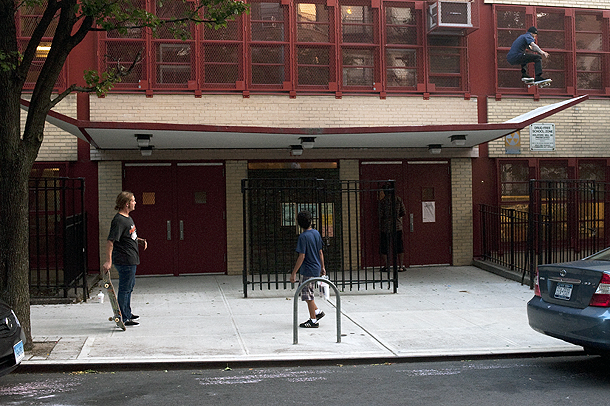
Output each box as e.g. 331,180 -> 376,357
422,202 -> 436,223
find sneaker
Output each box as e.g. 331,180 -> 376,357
316,311 -> 325,321
124,319 -> 139,326
534,76 -> 548,82
299,319 -> 319,328
130,314 -> 139,320
521,76 -> 534,82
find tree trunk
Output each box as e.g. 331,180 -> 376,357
0,162 -> 33,349
0,87 -> 39,351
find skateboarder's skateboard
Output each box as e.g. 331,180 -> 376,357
522,77 -> 552,88
102,270 -> 126,330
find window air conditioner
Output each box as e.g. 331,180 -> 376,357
428,1 -> 472,32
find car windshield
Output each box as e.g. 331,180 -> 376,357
586,248 -> 610,261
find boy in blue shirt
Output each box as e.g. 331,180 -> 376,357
290,210 -> 326,328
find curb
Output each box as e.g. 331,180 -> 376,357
16,349 -> 586,373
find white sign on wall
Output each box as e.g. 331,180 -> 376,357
530,123 -> 555,151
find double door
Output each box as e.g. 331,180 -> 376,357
360,161 -> 452,266
123,163 -> 226,275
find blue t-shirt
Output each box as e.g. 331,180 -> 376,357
506,33 -> 535,64
295,228 -> 323,277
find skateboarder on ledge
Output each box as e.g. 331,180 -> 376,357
507,26 -> 551,86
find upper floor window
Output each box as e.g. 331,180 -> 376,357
17,5 -> 67,90
495,5 -> 610,95
97,0 -> 466,96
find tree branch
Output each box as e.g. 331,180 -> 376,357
48,48 -> 143,109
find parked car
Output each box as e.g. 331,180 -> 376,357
527,247 -> 610,355
0,299 -> 25,377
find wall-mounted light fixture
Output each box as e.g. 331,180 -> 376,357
140,146 -> 153,157
300,137 -> 316,149
428,144 -> 442,154
290,145 -> 304,156
450,134 -> 467,146
135,134 -> 152,148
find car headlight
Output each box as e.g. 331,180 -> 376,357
10,310 -> 21,327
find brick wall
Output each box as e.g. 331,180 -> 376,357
97,161 -> 122,276
451,158 -> 473,266
90,94 -> 478,128
225,160 -> 248,275
485,0 -> 610,9
487,98 -> 610,158
339,160 -> 360,270
22,94 -> 78,162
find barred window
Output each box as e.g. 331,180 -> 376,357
495,5 -> 610,95
95,0 -> 467,95
17,5 -> 66,90
385,4 -> 420,89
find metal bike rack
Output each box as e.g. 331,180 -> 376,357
293,277 -> 341,344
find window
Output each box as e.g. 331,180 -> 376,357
17,4 -> 66,90
536,9 -> 567,89
428,35 -> 465,90
385,5 -> 420,89
152,0 -> 195,87
296,2 -> 334,89
500,161 -> 530,211
340,3 -> 378,89
96,0 -> 467,95
202,16 -> 243,86
495,6 -> 610,94
575,12 -> 606,92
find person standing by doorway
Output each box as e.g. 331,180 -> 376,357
102,191 -> 147,326
506,26 -> 550,83
379,183 -> 407,272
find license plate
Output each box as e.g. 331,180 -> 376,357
554,283 -> 573,300
13,340 -> 24,364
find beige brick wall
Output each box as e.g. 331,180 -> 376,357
22,94 -> 78,162
225,160 -> 248,275
487,98 -> 610,158
485,0 -> 610,9
98,161 -> 123,274
339,160 -> 360,270
90,94 -> 478,128
451,158 -> 473,266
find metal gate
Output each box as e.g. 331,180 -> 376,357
527,179 -> 609,281
242,178 -> 400,297
29,177 -> 88,300
480,179 -> 610,288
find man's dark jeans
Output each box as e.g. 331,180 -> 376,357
508,53 -> 543,78
116,264 -> 137,321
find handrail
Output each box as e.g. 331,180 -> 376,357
293,277 -> 341,344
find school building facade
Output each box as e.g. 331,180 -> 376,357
23,0 -> 610,277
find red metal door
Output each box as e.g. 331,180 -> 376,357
359,162 -> 407,267
406,162 -> 452,265
123,163 -> 176,275
123,163 -> 226,275
175,163 -> 226,274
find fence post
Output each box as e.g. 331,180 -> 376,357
293,277 -> 341,344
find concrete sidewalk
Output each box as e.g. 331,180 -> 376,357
24,266 -> 579,368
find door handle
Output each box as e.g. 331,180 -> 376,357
167,220 -> 171,240
409,213 -> 414,232
180,220 -> 184,240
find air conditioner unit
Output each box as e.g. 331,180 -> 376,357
428,1 -> 472,34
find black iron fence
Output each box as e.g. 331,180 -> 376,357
29,177 -> 88,301
480,179 -> 610,287
241,178 -> 400,297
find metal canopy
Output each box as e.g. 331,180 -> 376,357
21,96 -> 588,151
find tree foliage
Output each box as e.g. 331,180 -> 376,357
0,0 -> 247,348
